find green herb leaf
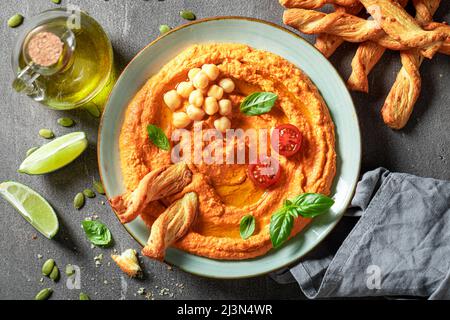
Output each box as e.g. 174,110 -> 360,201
239,215 -> 256,240
269,193 -> 334,248
240,92 -> 278,116
289,193 -> 335,218
147,124 -> 170,151
81,220 -> 112,247
269,208 -> 294,248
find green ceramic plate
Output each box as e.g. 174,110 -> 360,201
98,17 -> 361,279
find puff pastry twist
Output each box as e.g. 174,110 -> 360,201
360,0 -> 448,58
347,0 -> 409,92
381,0 -> 441,129
109,162 -> 193,223
315,4 -> 363,57
279,0 -> 360,9
142,192 -> 198,261
283,7 -> 448,58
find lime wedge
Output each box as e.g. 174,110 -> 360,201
0,181 -> 59,239
18,132 -> 88,175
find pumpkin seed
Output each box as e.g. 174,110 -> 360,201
42,259 -> 55,276
26,147 -> 39,157
79,292 -> 90,300
83,188 -> 96,198
51,0 -> 62,4
35,288 -> 53,300
159,24 -> 171,34
84,103 -> 101,118
179,10 -> 196,21
8,14 -> 24,28
93,180 -> 105,195
65,264 -> 75,276
49,265 -> 59,281
57,117 -> 75,127
74,192 -> 85,209
39,129 -> 54,139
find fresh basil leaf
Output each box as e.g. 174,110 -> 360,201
147,124 -> 170,151
81,220 -> 112,247
240,92 -> 278,116
291,193 -> 334,218
240,214 -> 256,240
269,209 -> 294,248
269,193 -> 334,248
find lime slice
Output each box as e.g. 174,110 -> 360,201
0,181 -> 59,239
18,132 -> 88,175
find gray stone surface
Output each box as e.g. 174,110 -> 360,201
0,0 -> 448,300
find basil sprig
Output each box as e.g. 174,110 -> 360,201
147,124 -> 170,151
82,220 -> 112,247
270,193 -> 334,248
240,214 -> 256,240
240,92 -> 278,116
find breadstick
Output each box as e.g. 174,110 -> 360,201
360,0 -> 448,58
314,4 -> 363,57
279,0 -> 359,9
347,42 -> 387,92
381,0 -> 441,129
347,0 -> 408,92
283,8 -> 449,57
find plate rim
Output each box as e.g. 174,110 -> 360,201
98,16 -> 362,279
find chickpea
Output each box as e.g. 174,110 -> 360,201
218,78 -> 235,93
207,85 -> 224,100
172,112 -> 191,128
186,105 -> 205,121
176,81 -> 194,98
214,116 -> 231,133
192,71 -> 209,90
188,68 -> 202,81
204,97 -> 219,116
219,99 -> 233,116
163,90 -> 182,111
189,89 -> 204,108
202,64 -> 220,81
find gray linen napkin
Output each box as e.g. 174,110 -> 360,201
271,168 -> 450,299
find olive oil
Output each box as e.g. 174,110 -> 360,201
12,8 -> 115,110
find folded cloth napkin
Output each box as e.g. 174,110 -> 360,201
271,168 -> 450,299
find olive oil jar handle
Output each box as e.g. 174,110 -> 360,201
12,63 -> 44,99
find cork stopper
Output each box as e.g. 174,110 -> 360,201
27,32 -> 64,67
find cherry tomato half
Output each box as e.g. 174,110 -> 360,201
248,157 -> 281,189
271,124 -> 303,157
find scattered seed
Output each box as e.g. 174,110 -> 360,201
74,192 -> 85,210
39,129 -> 54,139
8,14 -> 24,28
26,146 -> 39,157
65,264 -> 75,276
159,24 -> 171,34
179,10 -> 196,21
84,103 -> 101,118
79,292 -> 90,300
93,180 -> 105,195
42,259 -> 55,276
57,117 -> 75,127
35,288 -> 53,300
83,188 -> 96,198
49,265 -> 59,282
